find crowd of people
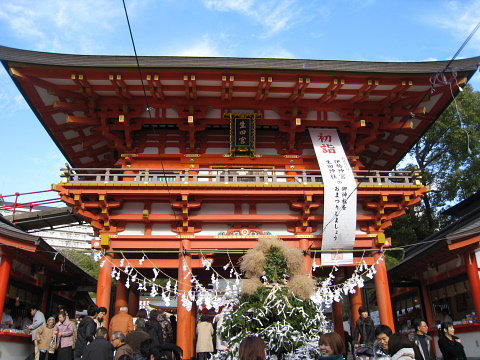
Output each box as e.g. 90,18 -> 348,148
215,306 -> 468,360
14,304 -> 180,360
348,307 -> 467,360
4,302 -> 470,360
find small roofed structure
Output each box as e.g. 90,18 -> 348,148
0,214 -> 96,359
388,191 -> 480,358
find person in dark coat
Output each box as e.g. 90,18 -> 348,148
169,315 -> 177,345
111,331 -> 134,360
95,307 -> 109,329
144,310 -> 164,346
407,318 -> 436,360
138,338 -> 155,360
437,322 -> 467,360
74,304 -> 98,360
83,327 -> 114,360
149,344 -> 183,360
354,306 -> 376,347
125,318 -> 151,359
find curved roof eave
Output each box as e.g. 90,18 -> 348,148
1,45 -> 480,76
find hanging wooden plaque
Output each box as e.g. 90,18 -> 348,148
225,113 -> 260,158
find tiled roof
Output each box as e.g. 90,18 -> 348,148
0,215 -> 41,244
1,45 -> 479,74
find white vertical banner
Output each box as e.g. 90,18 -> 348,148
308,128 -> 357,265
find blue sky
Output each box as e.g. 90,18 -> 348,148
0,0 -> 479,204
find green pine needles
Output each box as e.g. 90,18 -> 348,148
214,237 -> 328,360
264,245 -> 289,282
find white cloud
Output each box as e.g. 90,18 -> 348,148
0,4 -> 46,43
204,0 -> 255,12
0,72 -> 29,114
422,1 -> 480,50
0,0 -> 136,54
172,35 -> 223,57
203,0 -> 306,37
251,46 -> 295,59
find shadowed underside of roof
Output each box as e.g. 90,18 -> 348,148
1,45 -> 479,170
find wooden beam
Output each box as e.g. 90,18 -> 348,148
448,235 -> 480,251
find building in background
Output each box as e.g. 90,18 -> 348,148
0,195 -> 93,252
389,191 -> 480,358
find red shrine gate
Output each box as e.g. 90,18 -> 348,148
1,45 -> 479,358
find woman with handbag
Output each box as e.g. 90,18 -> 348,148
36,317 -> 56,360
53,311 -> 75,360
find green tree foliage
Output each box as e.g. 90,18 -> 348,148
388,84 -> 480,253
59,249 -> 99,279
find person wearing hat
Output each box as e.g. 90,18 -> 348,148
36,317 -> 56,360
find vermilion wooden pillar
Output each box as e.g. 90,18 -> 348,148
0,249 -> 13,317
178,240 -> 194,359
191,302 -> 197,355
465,252 -> 480,317
40,285 -> 49,316
373,251 -> 395,328
97,253 -> 113,324
115,276 -> 129,315
417,271 -> 434,329
332,298 -> 345,338
128,283 -> 140,317
299,238 -> 313,276
350,278 -> 363,339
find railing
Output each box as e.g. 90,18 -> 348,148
60,168 -> 422,186
0,190 -> 62,214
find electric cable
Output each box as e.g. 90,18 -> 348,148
309,19 -> 480,252
120,0 -> 182,228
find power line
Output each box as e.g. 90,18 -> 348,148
311,19 -> 480,251
121,0 -> 181,224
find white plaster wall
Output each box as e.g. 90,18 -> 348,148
205,109 -> 222,118
306,110 -> 318,120
259,224 -> 290,235
263,110 -> 280,119
256,148 -> 278,155
256,203 -> 292,214
165,108 -> 178,118
111,202 -> 144,214
204,147 -> 230,154
151,203 -> 172,214
196,224 -> 228,236
151,224 -> 176,235
119,223 -> 145,235
0,340 -> 34,360
35,85 -> 56,106
140,147 -> 159,154
52,112 -> 66,125
92,141 -> 108,149
165,147 -> 181,154
201,203 -> 235,214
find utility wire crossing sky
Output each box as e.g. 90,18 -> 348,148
0,0 -> 479,202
